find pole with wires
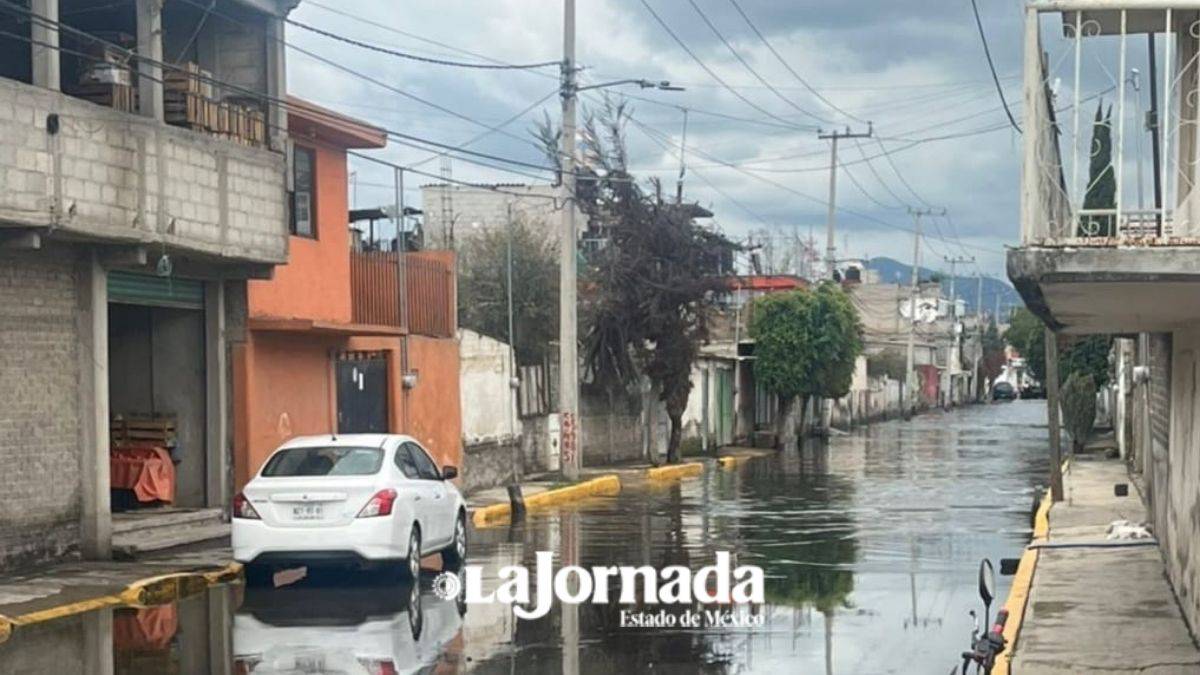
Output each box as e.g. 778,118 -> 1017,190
818,125 -> 872,278
559,0 -> 580,482
904,207 -> 942,412
675,107 -> 689,203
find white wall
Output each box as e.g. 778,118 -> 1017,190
458,329 -> 517,445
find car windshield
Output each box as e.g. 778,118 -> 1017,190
261,446 -> 383,477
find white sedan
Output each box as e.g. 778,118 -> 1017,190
232,434 -> 467,584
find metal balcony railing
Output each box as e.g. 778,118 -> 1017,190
350,251 -> 457,338
1022,1 -> 1200,246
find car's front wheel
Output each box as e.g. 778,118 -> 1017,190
442,512 -> 467,569
403,527 -> 422,581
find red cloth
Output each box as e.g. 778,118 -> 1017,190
113,604 -> 179,652
110,443 -> 176,503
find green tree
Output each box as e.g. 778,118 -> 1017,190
458,216 -> 558,365
537,96 -> 728,464
1080,102 -> 1116,237
867,349 -> 907,381
750,283 -> 863,448
1004,308 -> 1111,387
1061,372 -> 1098,452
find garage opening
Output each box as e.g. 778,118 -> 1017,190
107,271 -> 207,511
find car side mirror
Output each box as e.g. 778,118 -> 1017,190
442,465 -> 458,480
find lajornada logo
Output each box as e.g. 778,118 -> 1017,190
436,550 -> 764,620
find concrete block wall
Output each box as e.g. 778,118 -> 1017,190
0,248 -> 82,569
420,184 -> 584,250
0,77 -> 286,263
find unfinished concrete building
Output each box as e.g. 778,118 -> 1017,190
1008,0 -> 1200,636
0,0 -> 299,568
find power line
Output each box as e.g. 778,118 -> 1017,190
684,0 -> 828,124
725,0 -> 868,124
637,0 -> 814,131
969,0 -> 1021,133
287,17 -> 561,70
0,0 -> 572,183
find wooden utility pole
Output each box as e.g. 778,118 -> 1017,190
1044,328 -> 1064,501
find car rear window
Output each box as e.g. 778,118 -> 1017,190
261,447 -> 383,477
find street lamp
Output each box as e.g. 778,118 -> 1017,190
558,9 -> 685,480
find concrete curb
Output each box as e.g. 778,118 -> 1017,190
646,462 -> 704,480
993,484 -> 1055,675
471,475 -> 622,527
0,561 -> 242,637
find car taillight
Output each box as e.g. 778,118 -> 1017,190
357,489 -> 398,518
232,492 -> 260,520
357,659 -> 397,675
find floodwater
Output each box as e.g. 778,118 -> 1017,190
0,400 -> 1050,674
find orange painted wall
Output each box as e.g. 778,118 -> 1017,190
347,334 -> 463,474
247,140 -> 352,324
406,335 -> 463,471
233,331 -> 343,490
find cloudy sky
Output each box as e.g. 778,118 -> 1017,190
281,0 -> 1033,279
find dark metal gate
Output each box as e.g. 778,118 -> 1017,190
335,351 -> 390,434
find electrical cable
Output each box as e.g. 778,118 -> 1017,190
684,0 -> 829,124
286,17 -> 561,70
638,0 -> 815,132
969,0 -> 1022,133
725,0 -> 868,124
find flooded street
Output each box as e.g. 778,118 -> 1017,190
0,401 -> 1049,674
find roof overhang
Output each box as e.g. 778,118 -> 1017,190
288,97 -> 388,150
249,317 -> 406,336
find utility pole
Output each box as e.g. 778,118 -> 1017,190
558,0 -> 581,482
904,207 -> 941,411
973,273 -> 984,401
675,107 -> 688,204
942,255 -> 973,406
818,125 -> 872,278
1045,329 -> 1065,501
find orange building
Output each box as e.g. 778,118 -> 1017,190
233,98 -> 462,490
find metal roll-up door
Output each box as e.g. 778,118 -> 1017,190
108,272 -> 205,309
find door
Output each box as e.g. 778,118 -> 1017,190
716,368 -> 734,445
336,352 -> 389,433
403,442 -> 454,547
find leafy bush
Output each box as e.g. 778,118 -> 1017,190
1060,372 -> 1097,453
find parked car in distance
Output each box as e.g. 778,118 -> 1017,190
1021,383 -> 1046,399
232,434 -> 466,585
992,381 -> 1017,401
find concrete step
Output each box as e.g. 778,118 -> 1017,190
113,522 -> 230,559
112,507 -> 224,535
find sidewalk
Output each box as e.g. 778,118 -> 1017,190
0,545 -> 235,638
1010,455 -> 1200,674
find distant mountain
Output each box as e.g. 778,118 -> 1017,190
864,257 -> 1023,317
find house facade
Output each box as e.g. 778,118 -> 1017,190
234,99 -> 463,489
1008,0 -> 1200,631
0,0 -> 298,569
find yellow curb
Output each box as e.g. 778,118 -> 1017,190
472,475 -> 622,527
2,562 -> 244,634
646,462 -> 704,481
993,489 -> 1054,675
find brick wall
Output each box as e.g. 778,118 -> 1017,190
0,77 -> 286,263
0,247 -> 82,568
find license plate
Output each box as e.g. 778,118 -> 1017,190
292,503 -> 323,520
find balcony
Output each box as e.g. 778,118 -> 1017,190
350,250 -> 457,338
1010,1 -> 1200,334
0,0 -> 291,266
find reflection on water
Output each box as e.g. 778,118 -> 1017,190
0,401 -> 1048,674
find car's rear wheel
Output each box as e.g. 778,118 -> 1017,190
243,563 -> 274,588
442,512 -> 467,569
